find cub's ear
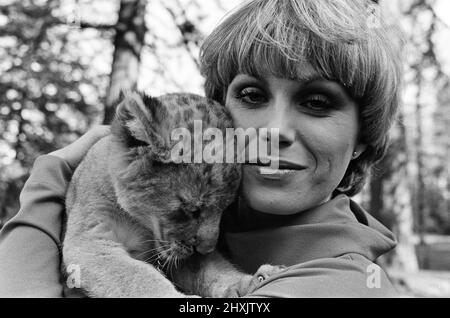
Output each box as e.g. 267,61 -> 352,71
114,90 -> 162,147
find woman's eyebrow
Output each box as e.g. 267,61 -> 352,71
299,75 -> 328,86
302,78 -> 355,101
301,77 -> 349,93
239,74 -> 265,82
232,74 -> 267,87
234,74 -> 340,91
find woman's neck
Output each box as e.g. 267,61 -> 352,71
234,194 -> 334,232
235,197 -> 301,232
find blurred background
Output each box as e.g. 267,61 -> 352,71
0,0 -> 449,297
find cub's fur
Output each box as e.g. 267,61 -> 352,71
62,92 -> 277,297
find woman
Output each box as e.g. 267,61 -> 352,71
0,0 -> 402,297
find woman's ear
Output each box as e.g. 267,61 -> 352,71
352,143 -> 367,160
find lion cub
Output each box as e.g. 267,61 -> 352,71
62,92 -> 280,297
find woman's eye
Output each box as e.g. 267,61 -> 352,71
236,88 -> 267,105
300,96 -> 333,114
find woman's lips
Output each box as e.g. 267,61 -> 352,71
245,159 -> 307,170
274,160 -> 307,171
245,159 -> 307,180
258,166 -> 299,176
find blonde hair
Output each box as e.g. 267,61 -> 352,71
200,0 -> 404,196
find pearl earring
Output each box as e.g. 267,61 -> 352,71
352,151 -> 358,159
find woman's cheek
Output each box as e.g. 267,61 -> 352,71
311,139 -> 350,187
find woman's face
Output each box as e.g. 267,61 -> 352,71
225,64 -> 366,215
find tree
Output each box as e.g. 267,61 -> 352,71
367,0 -> 450,272
0,0 -> 109,224
401,0 -> 449,245
103,0 -> 147,123
369,120 -> 419,272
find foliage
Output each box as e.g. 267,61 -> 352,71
0,0 -> 111,223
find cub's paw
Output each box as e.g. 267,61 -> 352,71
253,264 -> 286,284
223,264 -> 286,297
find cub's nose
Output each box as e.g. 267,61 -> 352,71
195,244 -> 215,255
184,236 -> 216,254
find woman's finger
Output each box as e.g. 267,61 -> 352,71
48,125 -> 111,170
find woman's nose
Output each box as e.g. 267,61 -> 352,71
265,107 -> 296,148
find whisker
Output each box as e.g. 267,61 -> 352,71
145,251 -> 166,264
161,252 -> 171,270
139,239 -> 172,244
144,255 -> 160,264
175,256 -> 180,270
133,244 -> 172,259
146,243 -> 173,251
170,254 -> 177,278
142,244 -> 173,264
170,255 -> 180,279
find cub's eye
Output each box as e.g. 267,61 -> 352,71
236,87 -> 267,106
175,208 -> 201,221
191,209 -> 201,219
125,133 -> 149,148
171,208 -> 190,222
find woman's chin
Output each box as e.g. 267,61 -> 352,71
241,166 -> 336,215
241,185 -> 309,215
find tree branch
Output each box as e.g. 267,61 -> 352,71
162,4 -> 201,69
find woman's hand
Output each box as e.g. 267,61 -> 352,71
48,125 -> 111,170
0,127 -> 112,297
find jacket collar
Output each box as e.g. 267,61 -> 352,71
222,195 -> 397,273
